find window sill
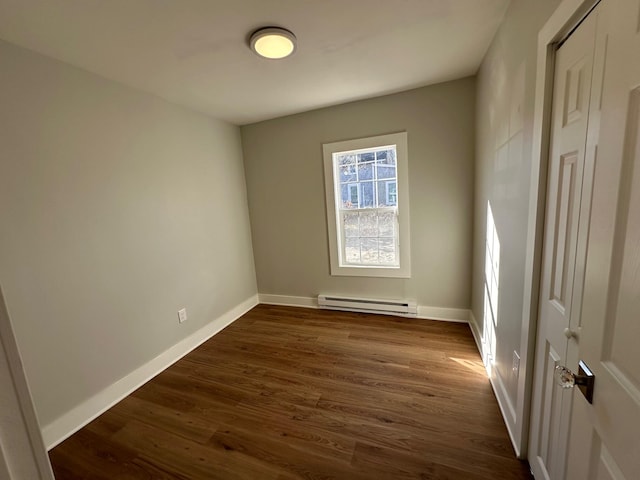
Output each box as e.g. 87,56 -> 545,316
330,264 -> 411,278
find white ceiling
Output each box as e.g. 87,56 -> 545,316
0,0 -> 509,125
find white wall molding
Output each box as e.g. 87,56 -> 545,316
42,294 -> 259,450
492,367 -> 520,456
259,294 -> 470,323
468,311 -> 483,353
494,369 -> 517,425
469,312 -> 521,457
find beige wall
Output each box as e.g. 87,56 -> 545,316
242,78 -> 475,309
473,0 -> 561,444
0,40 -> 257,428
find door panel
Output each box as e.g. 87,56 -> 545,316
536,344 -> 563,470
563,59 -> 588,127
566,0 -> 640,477
550,152 -> 578,309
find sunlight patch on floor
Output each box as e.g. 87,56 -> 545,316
449,357 -> 489,378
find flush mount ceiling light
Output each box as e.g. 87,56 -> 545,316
250,27 -> 297,59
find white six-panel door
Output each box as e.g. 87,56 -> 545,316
529,6 -> 600,479
565,0 -> 640,477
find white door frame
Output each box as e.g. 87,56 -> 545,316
517,0 -> 601,459
0,286 -> 54,479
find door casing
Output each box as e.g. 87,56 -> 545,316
0,286 -> 55,479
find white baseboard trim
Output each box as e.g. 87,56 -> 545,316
491,369 -> 520,457
494,368 -> 518,424
258,294 -> 470,323
468,311 -> 521,457
258,294 -> 319,309
468,311 -> 483,353
42,294 -> 259,450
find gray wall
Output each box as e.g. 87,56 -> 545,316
472,0 -> 561,436
0,40 -> 257,427
242,78 -> 475,309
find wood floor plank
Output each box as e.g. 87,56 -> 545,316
49,305 -> 532,479
209,425 -> 366,480
351,441 -> 529,480
113,420 -> 282,480
112,395 -> 219,444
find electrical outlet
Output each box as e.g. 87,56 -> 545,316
178,308 -> 187,323
512,351 -> 520,379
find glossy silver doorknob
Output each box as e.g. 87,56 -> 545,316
554,360 -> 595,403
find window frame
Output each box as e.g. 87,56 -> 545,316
323,132 -> 411,278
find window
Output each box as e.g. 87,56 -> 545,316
323,132 -> 411,277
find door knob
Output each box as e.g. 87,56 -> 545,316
563,327 -> 578,339
554,360 -> 594,403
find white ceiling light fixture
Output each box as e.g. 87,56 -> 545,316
250,27 -> 297,59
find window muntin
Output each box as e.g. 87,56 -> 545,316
323,132 -> 410,278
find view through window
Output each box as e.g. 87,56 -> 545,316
334,146 -> 398,266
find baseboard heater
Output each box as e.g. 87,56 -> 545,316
317,295 -> 417,317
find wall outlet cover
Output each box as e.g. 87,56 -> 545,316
178,308 -> 187,323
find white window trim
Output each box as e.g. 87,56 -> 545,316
323,132 -> 411,278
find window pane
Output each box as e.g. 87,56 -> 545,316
376,181 -> 386,206
387,149 -> 396,165
376,181 -> 396,206
360,181 -> 374,207
358,162 -> 374,180
339,164 -> 357,183
377,149 -> 396,165
379,238 -> 397,264
379,211 -> 396,237
337,153 -> 356,167
376,163 -> 396,180
340,184 -> 357,208
360,238 -> 379,264
379,180 -> 397,206
358,152 -> 375,163
340,184 -> 347,205
344,238 -> 360,264
349,184 -> 359,207
343,212 -> 359,237
359,211 -> 378,237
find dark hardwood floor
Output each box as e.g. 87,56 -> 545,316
49,305 -> 532,479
